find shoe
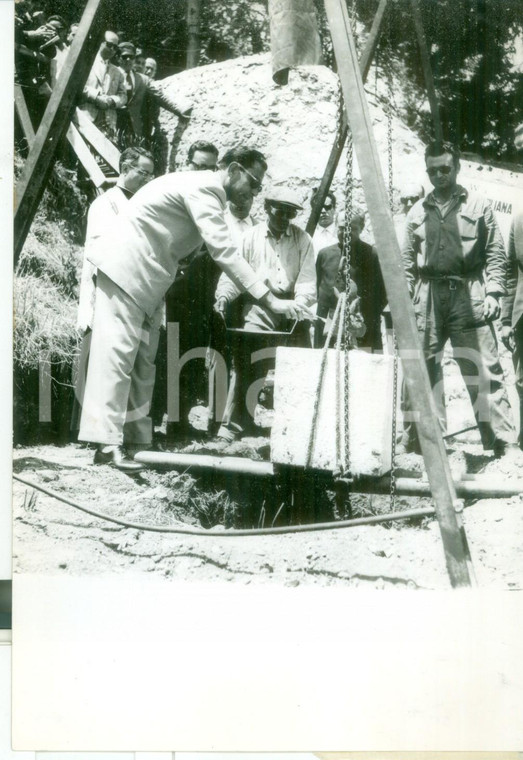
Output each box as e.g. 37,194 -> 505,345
216,425 -> 240,443
493,443 -> 523,462
93,445 -> 145,472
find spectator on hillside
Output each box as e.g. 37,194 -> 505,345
144,57 -> 157,79
134,49 -> 146,74
79,31 -> 126,143
117,41 -> 191,147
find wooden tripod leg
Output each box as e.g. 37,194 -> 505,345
324,0 -> 474,588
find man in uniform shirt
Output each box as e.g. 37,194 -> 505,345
73,147 -> 155,435
215,187 -> 316,441
79,147 -> 299,470
401,140 -> 519,459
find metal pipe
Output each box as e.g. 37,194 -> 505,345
134,452 -> 523,498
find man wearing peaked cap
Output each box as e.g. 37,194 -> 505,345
215,185 -> 317,441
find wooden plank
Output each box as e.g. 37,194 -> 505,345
306,0 -> 388,236
66,122 -> 106,188
14,0 -> 108,265
73,107 -> 121,173
14,84 -> 35,146
410,0 -> 443,141
323,0 -> 474,588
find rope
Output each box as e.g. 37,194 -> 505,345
13,472 -> 440,536
304,295 -> 343,469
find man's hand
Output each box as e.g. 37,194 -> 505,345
214,297 -> 228,321
483,294 -> 500,322
501,325 -> 515,352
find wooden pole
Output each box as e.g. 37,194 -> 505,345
410,0 -> 443,141
14,84 -> 36,146
186,0 -> 201,69
306,0 -> 388,236
323,0 -> 474,588
14,0 -> 108,265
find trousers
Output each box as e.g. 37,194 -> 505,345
402,277 -> 516,451
78,271 -> 161,446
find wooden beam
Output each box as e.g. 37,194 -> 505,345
14,84 -> 35,147
410,0 -> 443,141
14,0 -> 108,265
73,107 -> 121,173
306,0 -> 389,236
186,0 -> 201,69
66,123 -> 107,188
323,0 -> 474,588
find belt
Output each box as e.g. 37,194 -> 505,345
421,273 -> 478,291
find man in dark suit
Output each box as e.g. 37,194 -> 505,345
314,210 -> 384,349
501,211 -> 523,448
117,41 -> 190,145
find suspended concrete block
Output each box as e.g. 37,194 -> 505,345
271,347 -> 394,476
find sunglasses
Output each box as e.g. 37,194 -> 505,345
322,203 -> 334,211
121,54 -> 135,60
427,166 -> 453,177
190,162 -> 217,171
104,41 -> 118,49
235,163 -> 262,193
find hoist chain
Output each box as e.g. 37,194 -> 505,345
386,2 -> 399,510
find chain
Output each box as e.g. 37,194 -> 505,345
386,1 -> 399,510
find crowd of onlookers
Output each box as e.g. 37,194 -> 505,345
14,0 -> 185,154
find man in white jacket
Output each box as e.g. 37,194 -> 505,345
79,30 -> 127,140
72,147 -> 155,437
79,147 -> 302,471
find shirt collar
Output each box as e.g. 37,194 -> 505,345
424,184 -> 467,208
265,221 -> 292,240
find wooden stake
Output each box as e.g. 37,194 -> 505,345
306,0 -> 388,236
323,0 -> 474,587
14,0 -> 107,265
14,84 -> 35,146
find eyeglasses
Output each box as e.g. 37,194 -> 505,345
104,41 -> 118,49
135,168 -> 154,178
427,166 -> 452,177
190,162 -> 217,171
235,163 -> 262,194
322,203 -> 334,211
121,54 -> 134,60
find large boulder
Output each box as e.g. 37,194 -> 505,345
155,53 -> 427,230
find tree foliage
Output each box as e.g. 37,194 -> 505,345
37,0 -> 522,161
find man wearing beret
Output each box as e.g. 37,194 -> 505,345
79,147 -> 300,471
215,187 -> 316,441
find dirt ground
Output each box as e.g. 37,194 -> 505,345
12,400 -> 523,590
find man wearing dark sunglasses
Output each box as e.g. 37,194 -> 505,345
80,31 -> 126,141
400,140 -> 519,461
311,189 -> 338,256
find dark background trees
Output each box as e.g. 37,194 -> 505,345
34,0 -> 522,162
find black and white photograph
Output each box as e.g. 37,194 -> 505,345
7,0 -> 523,751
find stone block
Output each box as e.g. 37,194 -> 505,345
271,347 -> 394,476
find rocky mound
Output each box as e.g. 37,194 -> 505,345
156,53 -> 427,227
